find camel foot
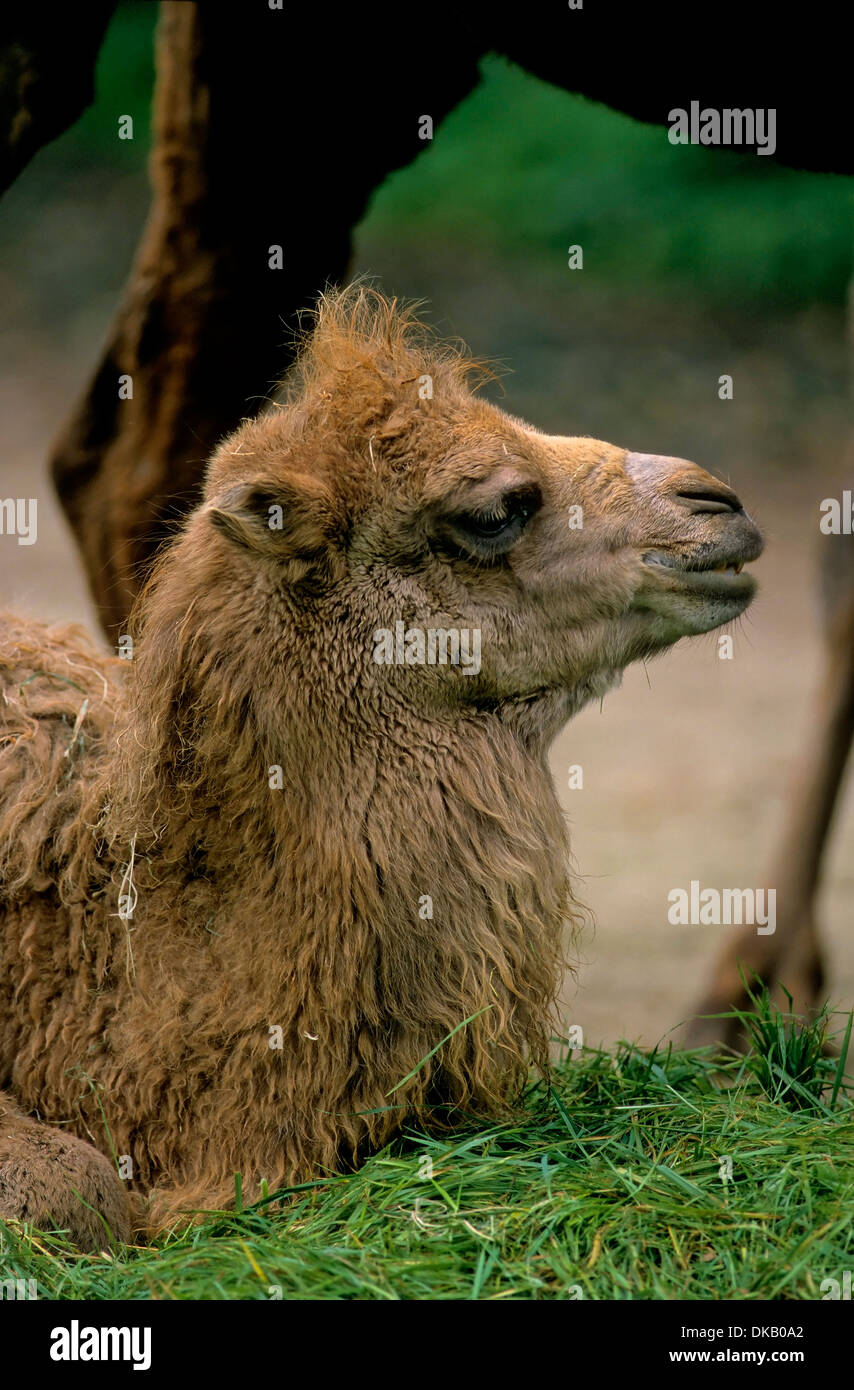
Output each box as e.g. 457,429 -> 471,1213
0,1099 -> 133,1252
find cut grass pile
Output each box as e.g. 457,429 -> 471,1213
1,998 -> 851,1301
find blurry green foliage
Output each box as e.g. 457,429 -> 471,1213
366,56 -> 853,309
54,0 -> 156,169
59,7 -> 854,309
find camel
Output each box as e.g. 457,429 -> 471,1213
2,2 -> 845,1050
0,288 -> 763,1248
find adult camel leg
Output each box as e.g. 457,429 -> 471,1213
48,1 -> 482,639
685,525 -> 854,1050
0,1091 -> 133,1251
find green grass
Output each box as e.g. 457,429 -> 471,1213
736,979 -> 854,1112
1,1006 -> 852,1301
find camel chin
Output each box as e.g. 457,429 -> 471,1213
634,545 -> 760,636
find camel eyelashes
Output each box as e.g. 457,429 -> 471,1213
466,510 -> 519,537
450,484 -> 542,553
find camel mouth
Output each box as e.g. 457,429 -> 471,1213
645,553 -> 745,575
641,548 -> 758,596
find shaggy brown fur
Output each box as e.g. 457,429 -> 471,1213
0,288 -> 763,1246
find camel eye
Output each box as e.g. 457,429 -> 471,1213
452,485 -> 542,554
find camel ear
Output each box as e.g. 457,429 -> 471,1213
207,477 -> 334,559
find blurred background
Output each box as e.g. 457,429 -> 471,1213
1,1 -> 852,1048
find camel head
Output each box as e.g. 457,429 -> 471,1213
197,288 -> 763,744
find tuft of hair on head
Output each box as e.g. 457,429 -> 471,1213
278,280 -> 501,411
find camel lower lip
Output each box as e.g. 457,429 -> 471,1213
642,553 -> 755,593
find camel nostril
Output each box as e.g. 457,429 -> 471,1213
675,487 -> 743,516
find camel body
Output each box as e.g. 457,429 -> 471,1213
0,290 -> 762,1244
